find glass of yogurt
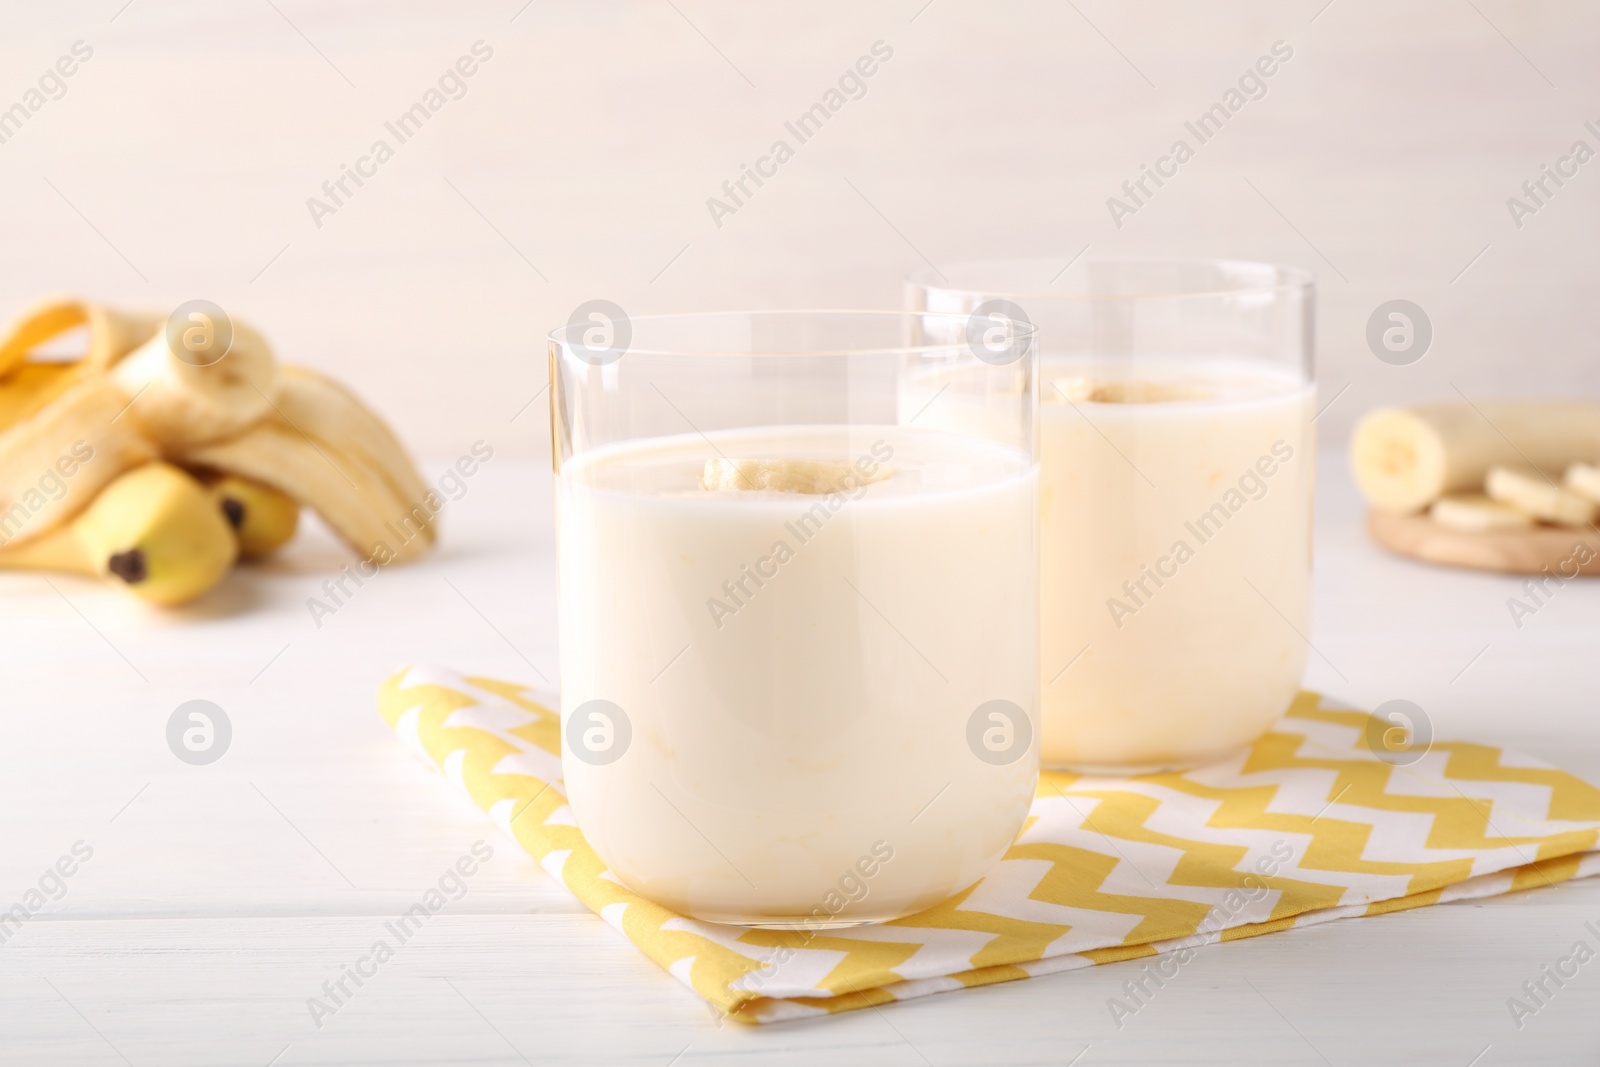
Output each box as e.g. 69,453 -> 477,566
907,259 -> 1315,774
549,310 -> 1039,928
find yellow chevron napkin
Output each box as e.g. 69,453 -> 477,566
379,665 -> 1600,1024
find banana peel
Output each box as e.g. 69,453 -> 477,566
0,376 -> 159,547
0,296 -> 163,376
181,420 -> 434,565
271,365 -> 431,513
0,298 -> 169,545
252,364 -> 435,561
0,361 -> 82,435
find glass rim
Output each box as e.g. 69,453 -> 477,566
907,256 -> 1316,301
547,308 -> 1039,358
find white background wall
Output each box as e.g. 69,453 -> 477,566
2,0 -> 1596,459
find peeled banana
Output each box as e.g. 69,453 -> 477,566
1351,400 -> 1600,512
1429,493 -> 1535,533
110,318 -> 277,450
0,461 -> 236,605
1484,465 -> 1597,527
204,472 -> 299,558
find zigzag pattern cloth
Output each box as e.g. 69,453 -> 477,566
378,665 -> 1600,1024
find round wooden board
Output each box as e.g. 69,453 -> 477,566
1367,510 -> 1600,575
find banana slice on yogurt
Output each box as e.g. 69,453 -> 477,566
700,457 -> 893,494
1050,377 -> 1211,404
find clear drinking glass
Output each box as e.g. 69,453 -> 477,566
907,259 -> 1315,774
549,309 -> 1039,928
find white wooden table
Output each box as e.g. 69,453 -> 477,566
2,448 -> 1597,1066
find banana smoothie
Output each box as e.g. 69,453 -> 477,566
908,356 -> 1313,771
1037,358 -> 1314,770
556,424 -> 1038,927
907,257 -> 1315,772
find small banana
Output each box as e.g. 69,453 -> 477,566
701,457 -> 894,494
1484,465 -> 1597,527
1429,493 -> 1535,533
204,472 -> 299,558
1564,462 -> 1600,505
0,461 -> 236,605
109,318 -> 277,450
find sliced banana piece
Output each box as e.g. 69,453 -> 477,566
1563,462 -> 1600,505
701,457 -> 894,494
110,318 -> 277,450
1429,493 -> 1536,533
1485,465 -> 1597,527
1050,377 -> 1211,404
180,421 -> 433,564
